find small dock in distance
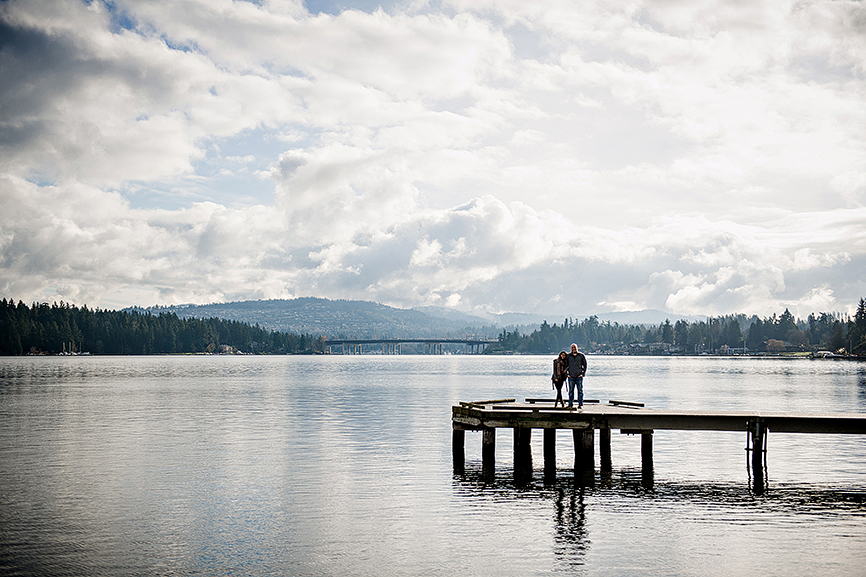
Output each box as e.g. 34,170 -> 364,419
451,399 -> 866,493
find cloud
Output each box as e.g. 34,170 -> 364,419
1,0 -> 865,319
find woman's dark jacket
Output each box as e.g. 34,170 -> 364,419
552,356 -> 567,385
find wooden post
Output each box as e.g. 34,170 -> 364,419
482,427 -> 496,478
574,428 -> 595,486
514,427 -> 532,479
600,427 -> 612,472
641,431 -> 654,488
452,427 -> 465,474
751,421 -> 765,495
573,428 -> 594,469
544,428 -> 557,482
641,431 -> 653,469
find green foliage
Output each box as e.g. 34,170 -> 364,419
0,299 -> 323,356
486,300 -> 865,354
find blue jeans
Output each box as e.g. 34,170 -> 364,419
567,376 -> 583,407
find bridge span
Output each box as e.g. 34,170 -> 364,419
324,338 -> 498,355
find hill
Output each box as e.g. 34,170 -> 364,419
137,298 -> 498,339
134,299 -> 703,339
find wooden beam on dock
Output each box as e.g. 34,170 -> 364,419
454,402 -> 866,434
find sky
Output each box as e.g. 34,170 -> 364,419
1,0 -> 865,319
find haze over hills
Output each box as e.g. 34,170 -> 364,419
135,298 -> 700,338
137,298 -> 498,338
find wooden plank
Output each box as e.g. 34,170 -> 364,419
609,400 -> 645,407
525,398 -> 600,404
475,417 -> 593,430
453,404 -> 866,434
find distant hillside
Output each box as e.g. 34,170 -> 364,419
137,298 -> 497,339
133,299 -> 703,339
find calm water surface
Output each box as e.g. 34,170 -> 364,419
1,355 -> 865,576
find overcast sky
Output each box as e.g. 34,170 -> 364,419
1,0 -> 865,319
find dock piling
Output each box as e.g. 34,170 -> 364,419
573,428 -> 595,470
641,431 -> 654,488
452,427 -> 465,474
749,420 -> 767,495
544,428 -> 557,483
574,428 -> 595,486
482,427 -> 496,479
600,427 -> 612,472
453,399 -> 866,491
514,427 -> 533,481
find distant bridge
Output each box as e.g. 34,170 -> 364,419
324,338 -> 498,354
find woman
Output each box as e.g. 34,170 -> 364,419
551,351 -> 568,408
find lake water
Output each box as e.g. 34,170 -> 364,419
1,355 -> 865,576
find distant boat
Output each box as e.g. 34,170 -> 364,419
812,351 -> 844,359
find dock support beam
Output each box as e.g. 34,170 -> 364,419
514,428 -> 532,481
600,427 -> 612,472
544,428 -> 556,482
750,421 -> 766,495
482,427 -> 496,479
573,428 -> 595,485
452,427 -> 465,474
641,431 -> 654,488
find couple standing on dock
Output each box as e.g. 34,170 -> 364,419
552,343 -> 587,409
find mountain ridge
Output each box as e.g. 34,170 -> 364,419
133,298 -> 699,338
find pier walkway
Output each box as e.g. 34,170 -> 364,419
452,399 -> 866,493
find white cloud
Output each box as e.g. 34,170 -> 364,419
1,0 -> 865,319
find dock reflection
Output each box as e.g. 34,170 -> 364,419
552,486 -> 589,568
454,464 -> 866,571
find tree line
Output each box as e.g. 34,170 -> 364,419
3,297 -> 865,357
491,299 -> 866,355
0,299 -> 325,355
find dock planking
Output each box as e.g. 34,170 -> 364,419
452,399 -> 866,493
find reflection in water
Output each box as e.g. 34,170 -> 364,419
858,370 -> 866,402
455,464 -> 866,571
4,356 -> 865,576
552,486 -> 589,569
453,466 -> 592,569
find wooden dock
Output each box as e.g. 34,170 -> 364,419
452,399 -> 866,493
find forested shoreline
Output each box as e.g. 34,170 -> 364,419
2,297 -> 865,356
0,299 -> 324,355
491,298 -> 866,356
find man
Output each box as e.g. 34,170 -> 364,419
565,343 -> 587,409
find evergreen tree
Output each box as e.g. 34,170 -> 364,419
852,298 -> 866,354
0,300 -> 323,356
